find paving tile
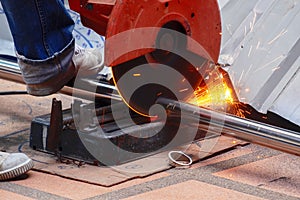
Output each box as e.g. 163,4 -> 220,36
0,189 -> 34,200
214,154 -> 300,198
191,145 -> 253,169
11,170 -> 169,199
0,82 -> 72,137
111,172 -> 170,190
122,180 -> 265,200
12,171 -> 110,200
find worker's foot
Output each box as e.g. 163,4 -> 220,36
26,45 -> 104,96
0,152 -> 34,181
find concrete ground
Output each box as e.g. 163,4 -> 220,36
0,79 -> 299,200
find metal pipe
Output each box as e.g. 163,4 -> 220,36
157,98 -> 300,156
0,58 -> 24,83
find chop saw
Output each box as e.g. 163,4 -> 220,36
0,0 -> 299,165
68,0 -> 300,158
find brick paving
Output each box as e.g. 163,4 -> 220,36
0,79 -> 299,200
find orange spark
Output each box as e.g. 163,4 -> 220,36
133,73 -> 141,77
186,68 -> 245,118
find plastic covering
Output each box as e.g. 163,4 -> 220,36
218,0 -> 300,125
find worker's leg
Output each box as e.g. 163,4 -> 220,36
0,0 -> 103,96
0,152 -> 33,181
1,0 -> 74,60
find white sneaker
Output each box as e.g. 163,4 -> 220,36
73,45 -> 104,77
0,152 -> 34,181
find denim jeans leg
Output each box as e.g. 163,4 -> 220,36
0,0 -> 75,85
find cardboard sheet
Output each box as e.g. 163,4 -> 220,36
5,134 -> 246,186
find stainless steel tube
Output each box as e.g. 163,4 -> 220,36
157,98 -> 300,156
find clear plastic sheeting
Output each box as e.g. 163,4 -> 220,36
218,0 -> 300,126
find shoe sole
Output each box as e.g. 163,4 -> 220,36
0,159 -> 34,181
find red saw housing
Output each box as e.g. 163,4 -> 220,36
69,0 -> 221,66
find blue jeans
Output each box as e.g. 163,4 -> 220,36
0,0 -> 75,84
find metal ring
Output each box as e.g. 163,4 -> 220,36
168,151 -> 193,166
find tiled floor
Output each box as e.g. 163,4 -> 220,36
1,79 -> 300,200
214,154 -> 300,198
123,180 -> 265,200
